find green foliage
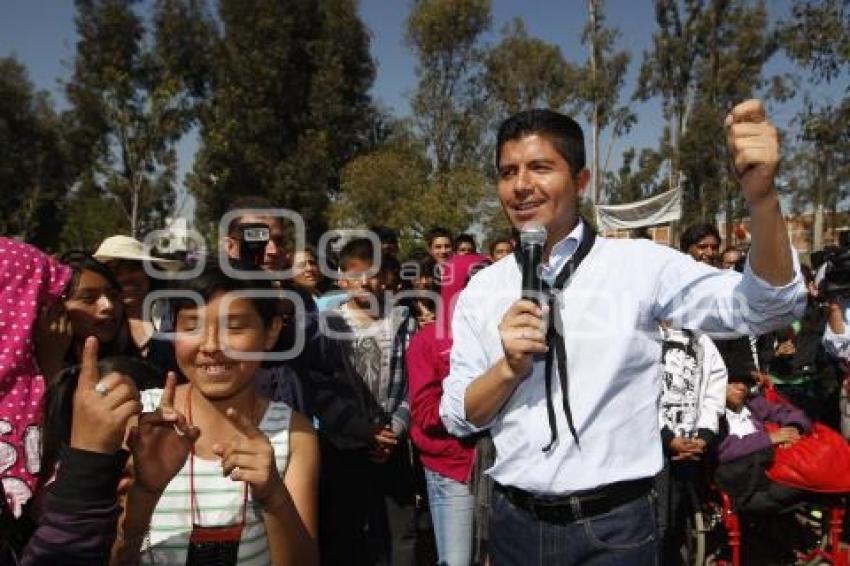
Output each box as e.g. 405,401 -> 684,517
780,100 -> 849,218
330,128 -> 489,237
484,19 -> 578,116
634,0 -> 787,228
777,0 -> 849,233
406,0 -> 492,174
579,0 -> 636,205
327,0 -> 495,241
330,136 -> 429,231
10,0 -> 847,251
603,147 -> 665,204
189,0 -> 376,242
580,1 -> 635,137
58,178 -> 127,251
634,0 -> 710,189
0,58 -> 69,249
779,0 -> 850,86
61,0 -> 208,245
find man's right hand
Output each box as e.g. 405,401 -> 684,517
70,336 -> 143,454
498,299 -> 548,378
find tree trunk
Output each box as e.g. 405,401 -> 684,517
130,182 -> 139,239
812,154 -> 828,251
588,0 -> 600,204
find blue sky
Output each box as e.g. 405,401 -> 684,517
1,0 -> 846,220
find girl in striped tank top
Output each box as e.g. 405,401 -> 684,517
112,266 -> 319,565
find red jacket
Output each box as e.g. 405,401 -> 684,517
407,324 -> 475,482
407,254 -> 490,483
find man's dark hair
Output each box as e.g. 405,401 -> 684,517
225,195 -> 279,236
338,238 -> 376,271
680,223 -> 721,252
455,233 -> 477,252
426,227 -> 453,248
383,255 -> 401,276
370,225 -> 398,245
488,235 -> 513,256
496,109 -> 586,175
170,262 -> 279,327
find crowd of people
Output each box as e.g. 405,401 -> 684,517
1,99 -> 849,566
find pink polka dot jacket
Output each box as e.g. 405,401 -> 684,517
0,238 -> 72,517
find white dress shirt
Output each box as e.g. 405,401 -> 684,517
440,221 -> 806,495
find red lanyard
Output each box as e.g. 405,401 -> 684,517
187,384 -> 249,527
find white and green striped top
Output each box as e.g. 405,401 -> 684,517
138,389 -> 292,565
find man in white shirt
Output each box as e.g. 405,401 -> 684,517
439,100 -> 806,564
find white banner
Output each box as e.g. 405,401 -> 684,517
595,187 -> 682,231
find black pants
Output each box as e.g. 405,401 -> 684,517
654,460 -> 704,566
319,438 -> 422,566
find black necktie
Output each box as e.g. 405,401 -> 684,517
535,223 -> 597,452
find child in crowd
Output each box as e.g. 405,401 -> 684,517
36,251 -> 136,382
18,339 -> 145,565
93,235 -> 181,378
319,238 -> 419,566
714,337 -> 811,513
655,325 -> 727,564
407,253 -> 490,566
0,238 -> 72,560
488,236 -> 514,262
112,265 -> 318,565
289,246 -> 325,302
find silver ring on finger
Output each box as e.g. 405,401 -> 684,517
94,380 -> 109,397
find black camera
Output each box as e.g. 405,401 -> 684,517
237,222 -> 270,269
816,231 -> 850,300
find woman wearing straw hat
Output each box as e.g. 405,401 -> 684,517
94,235 -> 182,383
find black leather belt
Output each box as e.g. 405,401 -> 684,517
495,478 -> 652,524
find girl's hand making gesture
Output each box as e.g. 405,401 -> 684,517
127,373 -> 200,496
213,407 -> 284,509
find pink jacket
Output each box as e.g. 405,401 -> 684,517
407,254 -> 490,483
0,238 -> 72,516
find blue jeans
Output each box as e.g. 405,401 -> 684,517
424,468 -> 474,566
488,487 -> 659,565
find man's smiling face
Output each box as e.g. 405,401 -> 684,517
497,134 -> 588,247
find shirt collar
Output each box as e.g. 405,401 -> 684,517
541,219 -> 585,285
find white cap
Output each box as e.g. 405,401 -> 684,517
93,235 -> 181,268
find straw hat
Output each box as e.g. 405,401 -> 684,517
93,235 -> 181,269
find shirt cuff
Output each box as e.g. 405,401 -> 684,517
739,248 -> 806,317
51,447 -> 129,503
439,374 -> 488,437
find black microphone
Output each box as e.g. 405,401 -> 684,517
520,221 -> 547,305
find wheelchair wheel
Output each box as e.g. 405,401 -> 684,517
680,485 -> 707,565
